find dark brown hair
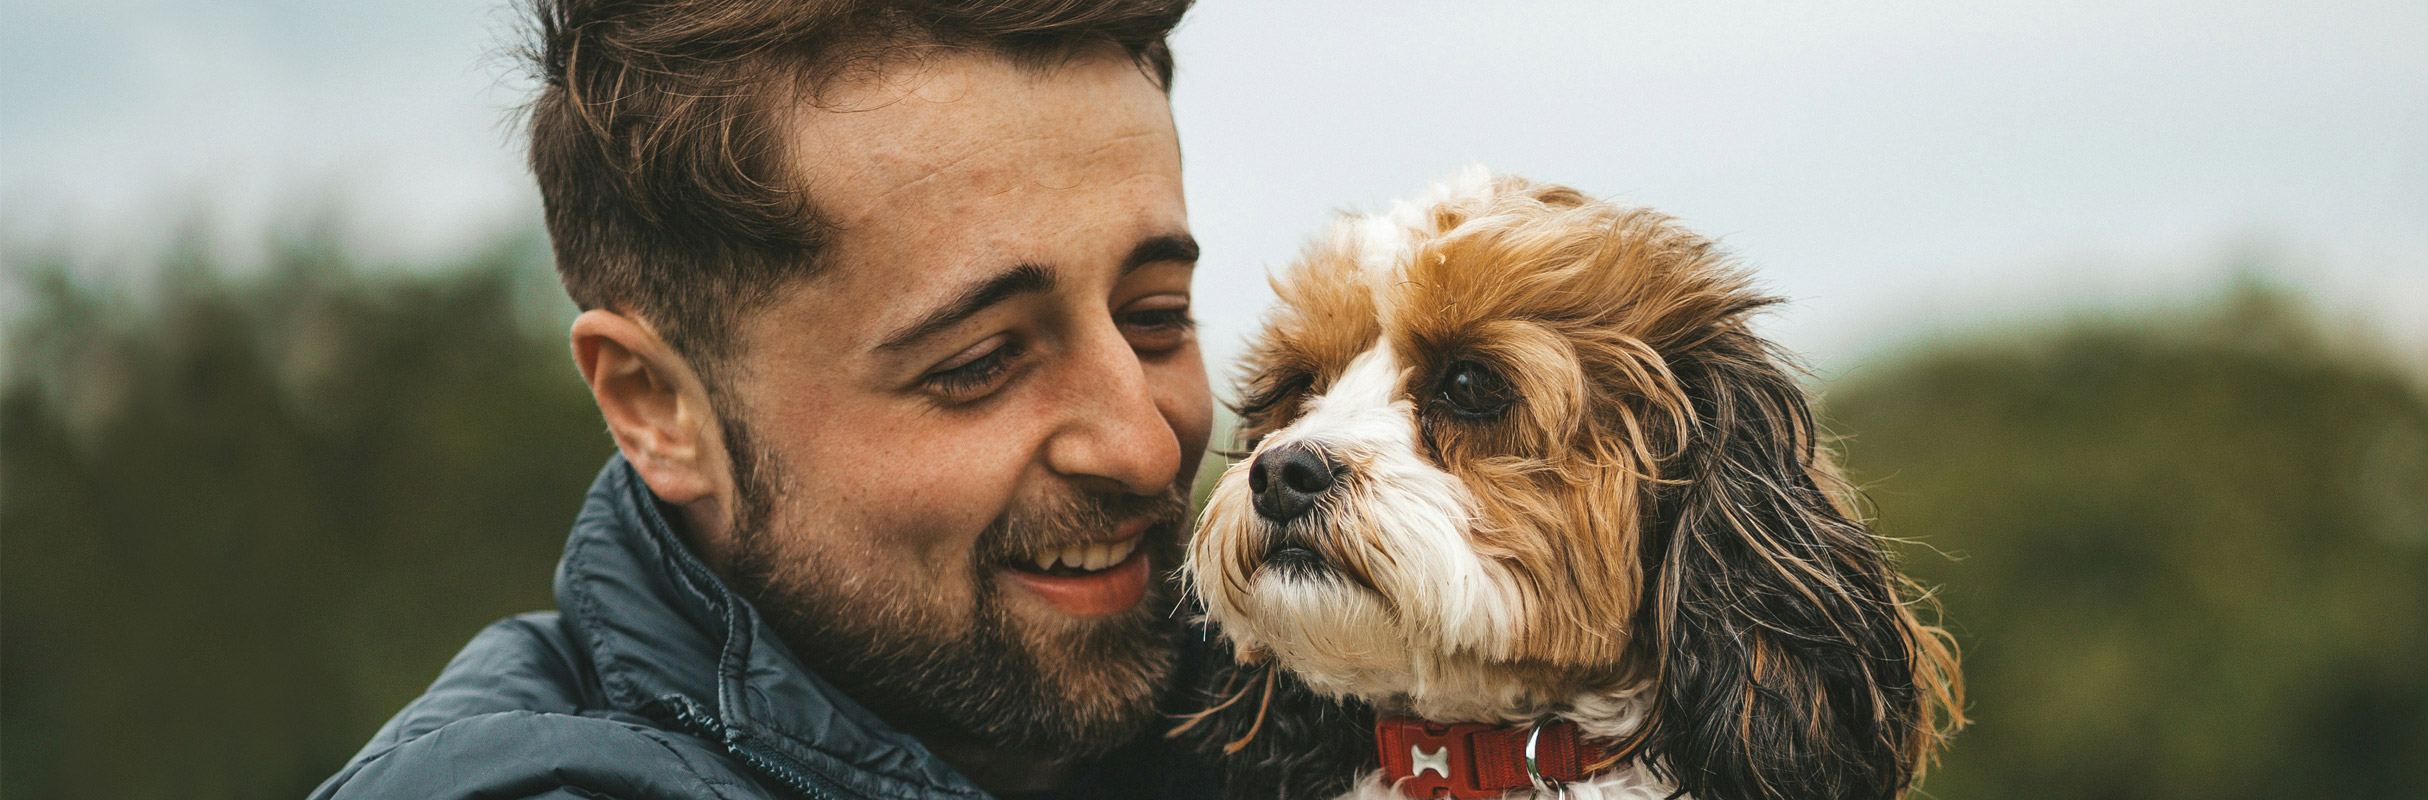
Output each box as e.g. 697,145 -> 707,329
521,0 -> 1191,379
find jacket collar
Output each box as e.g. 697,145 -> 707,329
553,455 -> 989,800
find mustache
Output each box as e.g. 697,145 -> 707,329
976,483 -> 1193,564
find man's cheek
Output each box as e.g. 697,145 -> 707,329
785,462 -> 988,584
851,494 -> 993,580
827,407 -> 1026,513
892,438 -> 1028,567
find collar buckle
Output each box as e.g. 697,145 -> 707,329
1375,718 -> 1495,799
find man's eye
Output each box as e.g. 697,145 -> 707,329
1121,308 -> 1189,328
1118,304 -> 1194,351
922,341 -> 1022,402
1121,307 -> 1193,330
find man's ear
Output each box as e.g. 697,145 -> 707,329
570,309 -> 730,518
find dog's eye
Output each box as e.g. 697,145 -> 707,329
1236,372 -> 1311,422
1437,361 -> 1512,418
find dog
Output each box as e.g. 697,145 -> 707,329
1172,169 -> 1963,800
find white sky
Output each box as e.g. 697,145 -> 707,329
6,0 -> 2424,380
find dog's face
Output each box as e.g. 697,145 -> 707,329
1190,171 -> 1703,710
1187,170 -> 1962,798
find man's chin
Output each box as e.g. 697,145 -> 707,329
981,562 -> 1180,761
759,558 -> 1177,761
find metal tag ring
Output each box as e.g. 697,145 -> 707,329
1523,720 -> 1566,796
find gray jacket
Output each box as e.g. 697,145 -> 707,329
309,456 -> 1220,800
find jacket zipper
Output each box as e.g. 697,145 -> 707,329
651,694 -> 843,800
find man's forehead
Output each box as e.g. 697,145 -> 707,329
743,49 -> 1187,358
784,50 -> 1180,227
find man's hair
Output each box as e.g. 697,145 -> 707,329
521,0 -> 1191,378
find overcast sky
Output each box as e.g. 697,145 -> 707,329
6,0 -> 2423,379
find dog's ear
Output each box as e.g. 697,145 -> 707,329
1634,328 -> 1962,800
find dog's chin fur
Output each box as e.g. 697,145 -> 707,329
1178,168 -> 1964,800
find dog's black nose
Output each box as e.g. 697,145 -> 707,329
1248,442 -> 1336,522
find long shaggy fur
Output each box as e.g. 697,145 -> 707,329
1171,641 -> 1378,800
1178,169 -> 1963,800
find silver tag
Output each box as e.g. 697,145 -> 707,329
1411,743 -> 1451,779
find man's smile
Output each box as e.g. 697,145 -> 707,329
1002,518 -> 1155,618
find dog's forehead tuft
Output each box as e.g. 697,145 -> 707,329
1351,214 -> 1410,286
1387,164 -> 1499,231
1347,167 -> 1507,321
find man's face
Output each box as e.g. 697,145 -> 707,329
710,51 -> 1211,761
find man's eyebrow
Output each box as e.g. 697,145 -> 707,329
1123,233 -> 1199,274
876,264 -> 1057,352
873,234 -> 1194,354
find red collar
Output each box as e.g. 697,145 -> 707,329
1374,716 -> 1621,799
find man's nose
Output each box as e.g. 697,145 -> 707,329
1248,442 -> 1336,522
1043,329 -> 1181,497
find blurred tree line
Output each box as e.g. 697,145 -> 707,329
4,233 -> 609,799
1830,284 -> 2428,800
4,232 -> 2424,800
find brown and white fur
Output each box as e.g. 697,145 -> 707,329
1174,169 -> 1963,800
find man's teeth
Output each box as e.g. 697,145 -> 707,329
1027,538 -> 1140,573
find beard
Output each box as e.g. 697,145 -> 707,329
716,412 -> 1188,762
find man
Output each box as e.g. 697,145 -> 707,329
309,1 -> 1217,798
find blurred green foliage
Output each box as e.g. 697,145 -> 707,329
1829,285 -> 2428,800
3,234 -> 610,800
4,232 -> 2424,800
